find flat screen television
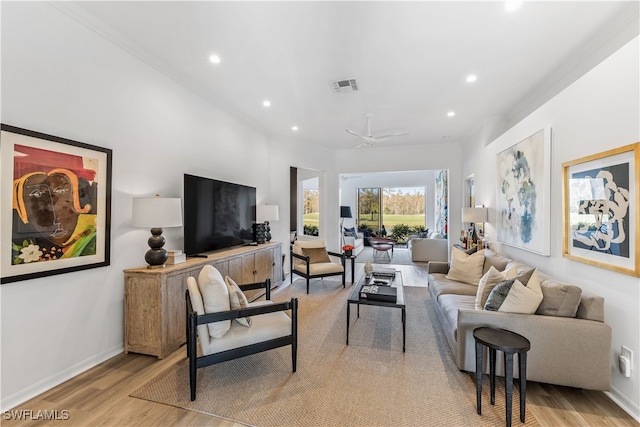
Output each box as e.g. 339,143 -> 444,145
183,174 -> 256,255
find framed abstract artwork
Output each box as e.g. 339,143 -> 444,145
496,128 -> 551,255
1,124 -> 112,283
562,142 -> 639,277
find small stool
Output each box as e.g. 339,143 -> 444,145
473,327 -> 531,427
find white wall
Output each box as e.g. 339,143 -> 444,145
0,2 -> 279,409
461,36 -> 640,419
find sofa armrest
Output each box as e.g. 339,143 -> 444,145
427,261 -> 450,274
456,308 -> 611,390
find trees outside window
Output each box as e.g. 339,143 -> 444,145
357,187 -> 426,241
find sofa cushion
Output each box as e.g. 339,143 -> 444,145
301,247 -> 331,264
198,265 -> 231,338
429,273 -> 478,299
438,294 -> 475,340
484,269 -> 543,314
475,265 -> 518,310
446,248 -> 485,285
537,280 -> 583,317
225,276 -> 252,327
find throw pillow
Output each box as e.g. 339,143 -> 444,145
536,281 -> 582,317
475,265 -> 518,310
302,247 -> 331,264
197,265 -> 231,339
484,269 -> 543,314
225,276 -> 252,327
446,248 -> 485,286
344,227 -> 358,238
187,276 -> 211,352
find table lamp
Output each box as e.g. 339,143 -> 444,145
462,207 -> 488,245
132,195 -> 183,268
340,206 -> 353,247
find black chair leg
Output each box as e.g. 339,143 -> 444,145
306,277 -> 310,294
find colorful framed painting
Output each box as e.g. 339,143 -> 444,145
496,128 -> 551,255
562,143 -> 639,277
1,124 -> 112,283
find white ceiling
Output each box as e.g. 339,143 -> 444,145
62,1 -> 637,150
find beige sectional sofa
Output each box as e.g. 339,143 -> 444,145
427,249 -> 612,391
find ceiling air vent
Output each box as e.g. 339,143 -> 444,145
329,78 -> 359,94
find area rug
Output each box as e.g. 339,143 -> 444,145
355,246 -> 417,266
131,280 -> 539,426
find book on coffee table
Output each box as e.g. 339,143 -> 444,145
372,267 -> 397,278
360,284 -> 397,303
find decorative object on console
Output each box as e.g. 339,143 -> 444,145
496,128 -> 551,256
257,204 -> 279,242
462,206 -> 488,245
166,249 -> 186,265
340,205 -> 352,247
253,223 -> 267,244
562,142 -> 639,277
1,124 -> 113,284
132,195 -> 183,268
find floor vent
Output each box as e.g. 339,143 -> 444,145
329,78 -> 359,93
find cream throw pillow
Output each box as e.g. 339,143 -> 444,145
446,248 -> 486,285
225,276 -> 252,327
475,265 -> 518,310
498,279 -> 544,314
197,265 -> 231,339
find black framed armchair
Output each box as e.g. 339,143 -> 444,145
290,239 -> 345,293
186,272 -> 298,401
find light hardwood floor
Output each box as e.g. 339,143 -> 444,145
3,261 -> 638,427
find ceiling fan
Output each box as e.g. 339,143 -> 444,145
346,113 -> 409,148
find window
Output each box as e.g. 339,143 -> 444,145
302,177 -> 319,236
357,186 -> 426,241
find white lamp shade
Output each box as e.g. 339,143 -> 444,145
462,207 -> 488,223
257,204 -> 279,222
132,197 -> 183,228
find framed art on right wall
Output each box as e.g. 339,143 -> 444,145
562,142 -> 640,277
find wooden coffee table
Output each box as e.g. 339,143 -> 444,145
346,270 -> 405,352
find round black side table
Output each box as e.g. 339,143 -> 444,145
473,327 -> 531,427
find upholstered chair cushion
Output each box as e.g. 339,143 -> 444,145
198,265 -> 231,338
292,239 -> 328,266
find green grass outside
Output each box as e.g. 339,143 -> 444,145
360,214 -> 425,229
303,212 -> 319,226
303,213 -> 425,229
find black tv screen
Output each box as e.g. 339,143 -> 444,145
184,174 -> 256,255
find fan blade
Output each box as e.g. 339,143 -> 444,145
346,129 -> 367,138
373,132 -> 410,142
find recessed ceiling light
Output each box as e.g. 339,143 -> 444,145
447,111 -> 455,117
209,54 -> 221,64
263,100 -> 271,107
291,126 -> 299,131
466,74 -> 477,83
505,1 -> 522,13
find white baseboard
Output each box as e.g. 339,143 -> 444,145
606,386 -> 640,423
0,344 -> 123,411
